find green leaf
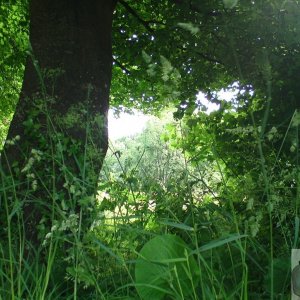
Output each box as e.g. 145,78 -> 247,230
191,234 -> 247,253
135,234 -> 199,300
66,265 -> 94,286
159,220 -> 194,231
178,22 -> 199,35
94,239 -> 123,263
223,0 -> 238,9
142,50 -> 152,64
292,110 -> 300,127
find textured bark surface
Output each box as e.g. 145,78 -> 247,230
0,0 -> 117,245
4,0 -> 116,168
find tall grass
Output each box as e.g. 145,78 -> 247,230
0,106 -> 298,299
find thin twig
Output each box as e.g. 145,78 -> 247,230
113,58 -> 130,75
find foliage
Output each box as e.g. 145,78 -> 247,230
135,234 -> 199,300
0,0 -> 28,147
98,115 -> 295,298
1,0 -> 300,299
0,106 -> 297,298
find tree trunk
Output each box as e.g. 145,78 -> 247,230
1,0 -> 117,246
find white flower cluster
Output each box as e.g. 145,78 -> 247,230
26,173 -> 38,191
63,180 -> 86,197
21,149 -> 43,173
5,135 -> 20,146
20,149 -> 43,191
43,213 -> 79,246
59,213 -> 79,232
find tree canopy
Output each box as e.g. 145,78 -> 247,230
1,0 -> 299,147
1,0 -> 299,116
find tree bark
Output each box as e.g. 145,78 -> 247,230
1,0 -> 117,245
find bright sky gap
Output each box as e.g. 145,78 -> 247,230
108,89 -> 239,140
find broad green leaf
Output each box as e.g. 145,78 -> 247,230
135,234 -> 199,300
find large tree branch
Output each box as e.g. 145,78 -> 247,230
118,0 -> 154,33
195,51 -> 223,65
170,0 -> 222,17
180,45 -> 224,65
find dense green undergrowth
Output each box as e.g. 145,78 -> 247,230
1,109 -> 299,299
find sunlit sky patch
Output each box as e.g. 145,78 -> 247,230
108,88 -> 239,140
108,109 -> 151,141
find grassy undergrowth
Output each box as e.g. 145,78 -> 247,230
1,109 -> 299,299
